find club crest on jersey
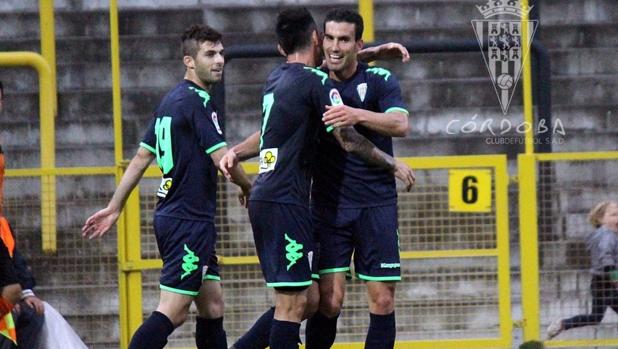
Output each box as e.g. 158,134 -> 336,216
157,177 -> 172,198
259,148 -> 278,174
329,89 -> 343,106
472,0 -> 537,114
357,83 -> 367,102
211,112 -> 223,135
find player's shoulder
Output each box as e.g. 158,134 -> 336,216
301,65 -> 330,86
363,64 -> 398,85
184,83 -> 213,111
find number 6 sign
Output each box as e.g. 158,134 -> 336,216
448,169 -> 492,212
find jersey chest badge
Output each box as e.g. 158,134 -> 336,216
211,112 -> 223,135
259,148 -> 278,174
357,83 -> 367,102
329,89 -> 343,106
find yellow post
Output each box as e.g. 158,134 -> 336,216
39,0 -> 58,115
0,52 -> 56,253
108,1 -> 142,348
358,0 -> 375,43
518,153 -> 540,341
495,156 -> 512,347
521,0 -> 534,155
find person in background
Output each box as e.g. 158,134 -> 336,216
547,201 -> 618,339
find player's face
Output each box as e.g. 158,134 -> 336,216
323,21 -> 362,73
601,203 -> 618,232
193,40 -> 225,85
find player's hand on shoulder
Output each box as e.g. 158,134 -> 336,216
393,159 -> 416,192
323,105 -> 361,128
82,206 -> 120,239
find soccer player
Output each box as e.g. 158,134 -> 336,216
304,8 -> 412,349
220,8 -> 414,349
82,25 -> 251,349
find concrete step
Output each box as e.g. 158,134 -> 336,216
3,46 -> 616,93
0,8 -> 203,39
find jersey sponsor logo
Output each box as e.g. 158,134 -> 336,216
180,244 -> 200,280
157,177 -> 173,198
284,233 -> 304,271
380,263 -> 400,269
211,112 -> 223,135
329,89 -> 343,106
366,67 -> 392,81
259,148 -> 278,174
357,83 -> 367,102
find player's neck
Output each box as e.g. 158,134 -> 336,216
286,48 -> 317,67
329,61 -> 358,82
184,71 -> 213,92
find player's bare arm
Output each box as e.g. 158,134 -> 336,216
219,130 -> 260,179
357,42 -> 410,63
332,126 -> 415,190
82,147 -> 155,239
323,105 -> 408,137
210,147 -> 252,207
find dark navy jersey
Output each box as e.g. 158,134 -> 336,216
311,63 -> 408,208
140,80 -> 226,221
250,63 -> 342,207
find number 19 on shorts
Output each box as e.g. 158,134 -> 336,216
448,169 -> 492,213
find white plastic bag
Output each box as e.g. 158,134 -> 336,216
38,302 -> 88,349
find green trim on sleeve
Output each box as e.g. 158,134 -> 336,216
385,107 -> 409,115
311,273 -> 320,280
266,280 -> 313,288
356,273 -> 401,282
326,125 -> 335,133
160,284 -> 199,296
205,142 -> 227,154
140,142 -> 156,154
203,275 -> 221,281
318,267 -> 350,275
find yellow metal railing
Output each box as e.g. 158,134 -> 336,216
358,0 -> 375,43
519,151 -> 618,347
0,52 -> 56,252
126,155 -> 512,349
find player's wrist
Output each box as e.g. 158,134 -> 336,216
20,289 -> 34,300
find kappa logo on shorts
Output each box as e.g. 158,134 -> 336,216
259,148 -> 278,174
380,263 -> 401,269
157,177 -> 172,198
284,233 -> 304,271
180,244 -> 200,280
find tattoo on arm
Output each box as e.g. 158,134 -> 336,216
332,126 -> 395,171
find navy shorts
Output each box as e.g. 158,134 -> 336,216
313,204 -> 401,282
248,201 -> 315,288
154,214 -> 219,296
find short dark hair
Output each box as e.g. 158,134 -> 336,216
276,8 -> 318,55
0,81 -> 3,96
324,8 -> 364,41
181,24 -> 222,58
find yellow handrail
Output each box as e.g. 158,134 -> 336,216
39,0 -> 57,115
0,52 -> 56,253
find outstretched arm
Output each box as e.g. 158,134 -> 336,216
332,127 -> 415,191
211,147 -> 253,208
323,105 -> 408,137
219,131 -> 260,180
358,42 -> 410,63
82,147 -> 154,239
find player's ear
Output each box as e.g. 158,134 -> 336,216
311,30 -> 320,47
277,44 -> 286,57
356,38 -> 364,51
183,55 -> 195,69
